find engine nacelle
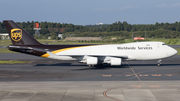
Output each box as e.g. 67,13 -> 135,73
86,57 -> 98,65
110,58 -> 122,66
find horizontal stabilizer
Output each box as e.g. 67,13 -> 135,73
46,51 -> 57,57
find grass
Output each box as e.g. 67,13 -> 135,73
0,48 -> 17,53
175,48 -> 180,55
0,38 -> 180,45
0,40 -> 13,46
0,60 -> 29,64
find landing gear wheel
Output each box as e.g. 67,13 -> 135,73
96,64 -> 103,68
157,60 -> 162,67
88,65 -> 94,67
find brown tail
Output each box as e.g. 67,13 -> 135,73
3,20 -> 41,45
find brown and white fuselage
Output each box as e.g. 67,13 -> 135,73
4,20 -> 177,66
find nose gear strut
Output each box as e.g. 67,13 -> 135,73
157,60 -> 162,67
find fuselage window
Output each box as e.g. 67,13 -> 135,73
146,44 -> 150,46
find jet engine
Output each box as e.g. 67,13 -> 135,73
110,58 -> 122,66
86,57 -> 98,65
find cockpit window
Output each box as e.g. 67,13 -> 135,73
162,43 -> 166,45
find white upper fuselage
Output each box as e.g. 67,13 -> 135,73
49,42 -> 177,61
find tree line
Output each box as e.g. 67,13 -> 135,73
0,21 -> 180,39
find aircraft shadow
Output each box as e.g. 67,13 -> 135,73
128,64 -> 180,66
34,63 -> 180,71
35,63 -> 180,67
35,63 -> 77,66
72,66 -> 129,71
34,63 -> 129,69
72,64 -> 180,71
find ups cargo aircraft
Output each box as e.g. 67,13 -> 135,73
3,20 -> 177,67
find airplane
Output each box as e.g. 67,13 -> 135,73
2,20 -> 177,67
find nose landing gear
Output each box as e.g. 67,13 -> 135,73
157,60 -> 162,67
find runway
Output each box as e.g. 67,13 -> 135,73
1,53 -> 180,81
0,53 -> 180,101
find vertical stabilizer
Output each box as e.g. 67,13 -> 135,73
3,20 -> 41,45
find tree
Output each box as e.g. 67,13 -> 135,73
41,28 -> 49,35
176,25 -> 180,31
123,21 -> 129,31
155,22 -> 160,30
50,32 -> 57,39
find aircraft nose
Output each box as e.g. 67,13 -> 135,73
169,47 -> 177,56
173,48 -> 178,55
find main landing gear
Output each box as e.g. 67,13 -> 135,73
157,60 -> 162,67
96,64 -> 103,68
88,64 -> 103,68
88,65 -> 94,67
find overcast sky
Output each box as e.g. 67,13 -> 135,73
1,0 -> 180,25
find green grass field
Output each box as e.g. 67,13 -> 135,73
0,38 -> 180,45
0,48 -> 16,53
0,60 -> 29,64
175,48 -> 180,55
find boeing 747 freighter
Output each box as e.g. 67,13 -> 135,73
2,20 -> 177,67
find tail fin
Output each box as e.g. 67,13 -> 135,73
3,20 -> 41,45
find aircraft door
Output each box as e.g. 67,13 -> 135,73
157,43 -> 160,51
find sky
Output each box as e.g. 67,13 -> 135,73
0,0 -> 180,25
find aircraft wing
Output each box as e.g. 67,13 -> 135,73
46,51 -> 128,59
88,55 -> 128,59
60,55 -> 128,59
46,51 -> 129,61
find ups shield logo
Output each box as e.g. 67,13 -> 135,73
11,28 -> 22,42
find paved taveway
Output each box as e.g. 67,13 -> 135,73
0,81 -> 179,101
0,53 -> 180,101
